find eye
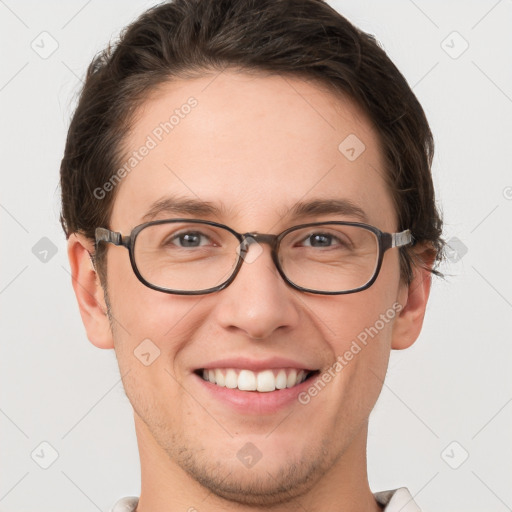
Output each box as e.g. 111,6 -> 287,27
300,232 -> 347,248
167,231 -> 213,248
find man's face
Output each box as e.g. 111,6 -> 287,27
103,71 -> 406,502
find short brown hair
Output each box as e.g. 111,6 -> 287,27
60,0 -> 444,285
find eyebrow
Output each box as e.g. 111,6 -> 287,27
142,195 -> 368,224
286,198 -> 368,223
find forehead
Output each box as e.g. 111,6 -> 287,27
111,70 -> 396,232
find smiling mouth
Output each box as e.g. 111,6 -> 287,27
195,368 -> 320,392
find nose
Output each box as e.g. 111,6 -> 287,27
212,242 -> 300,340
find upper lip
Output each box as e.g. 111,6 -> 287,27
196,357 -> 318,372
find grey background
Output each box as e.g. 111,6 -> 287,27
1,1 -> 511,511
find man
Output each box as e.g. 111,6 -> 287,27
60,0 -> 444,510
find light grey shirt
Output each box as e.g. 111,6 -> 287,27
110,487 -> 422,511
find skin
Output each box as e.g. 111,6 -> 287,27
68,70 -> 433,512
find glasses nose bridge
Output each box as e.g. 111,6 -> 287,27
241,232 -> 279,252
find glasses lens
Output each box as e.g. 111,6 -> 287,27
134,221 -> 240,292
132,221 -> 380,294
278,224 -> 379,292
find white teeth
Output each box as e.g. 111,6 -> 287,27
275,369 -> 287,390
257,370 -> 276,392
225,369 -> 238,389
286,369 -> 297,388
200,368 -> 310,391
215,369 -> 225,387
238,369 -> 257,391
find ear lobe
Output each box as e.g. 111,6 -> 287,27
67,233 -> 114,349
391,246 -> 435,350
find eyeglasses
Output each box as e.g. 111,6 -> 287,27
95,219 -> 413,295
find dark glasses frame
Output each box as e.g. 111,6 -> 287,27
95,219 -> 413,295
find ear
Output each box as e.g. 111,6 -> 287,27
67,233 -> 114,349
391,245 -> 436,350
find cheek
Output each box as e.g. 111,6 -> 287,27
106,249 -> 190,338
305,274 -> 400,411
316,284 -> 398,353
336,301 -> 394,391
295,298 -> 396,442
105,250 -> 209,386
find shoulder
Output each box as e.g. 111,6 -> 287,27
112,490 -> 422,512
374,487 -> 422,512
110,496 -> 139,512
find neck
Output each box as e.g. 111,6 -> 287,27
134,413 -> 382,512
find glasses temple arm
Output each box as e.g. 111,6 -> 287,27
95,227 -> 123,246
391,229 -> 414,248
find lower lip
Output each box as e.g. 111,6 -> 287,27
193,372 -> 319,414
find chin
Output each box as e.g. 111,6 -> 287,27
165,433 -> 336,506
181,455 -> 324,506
